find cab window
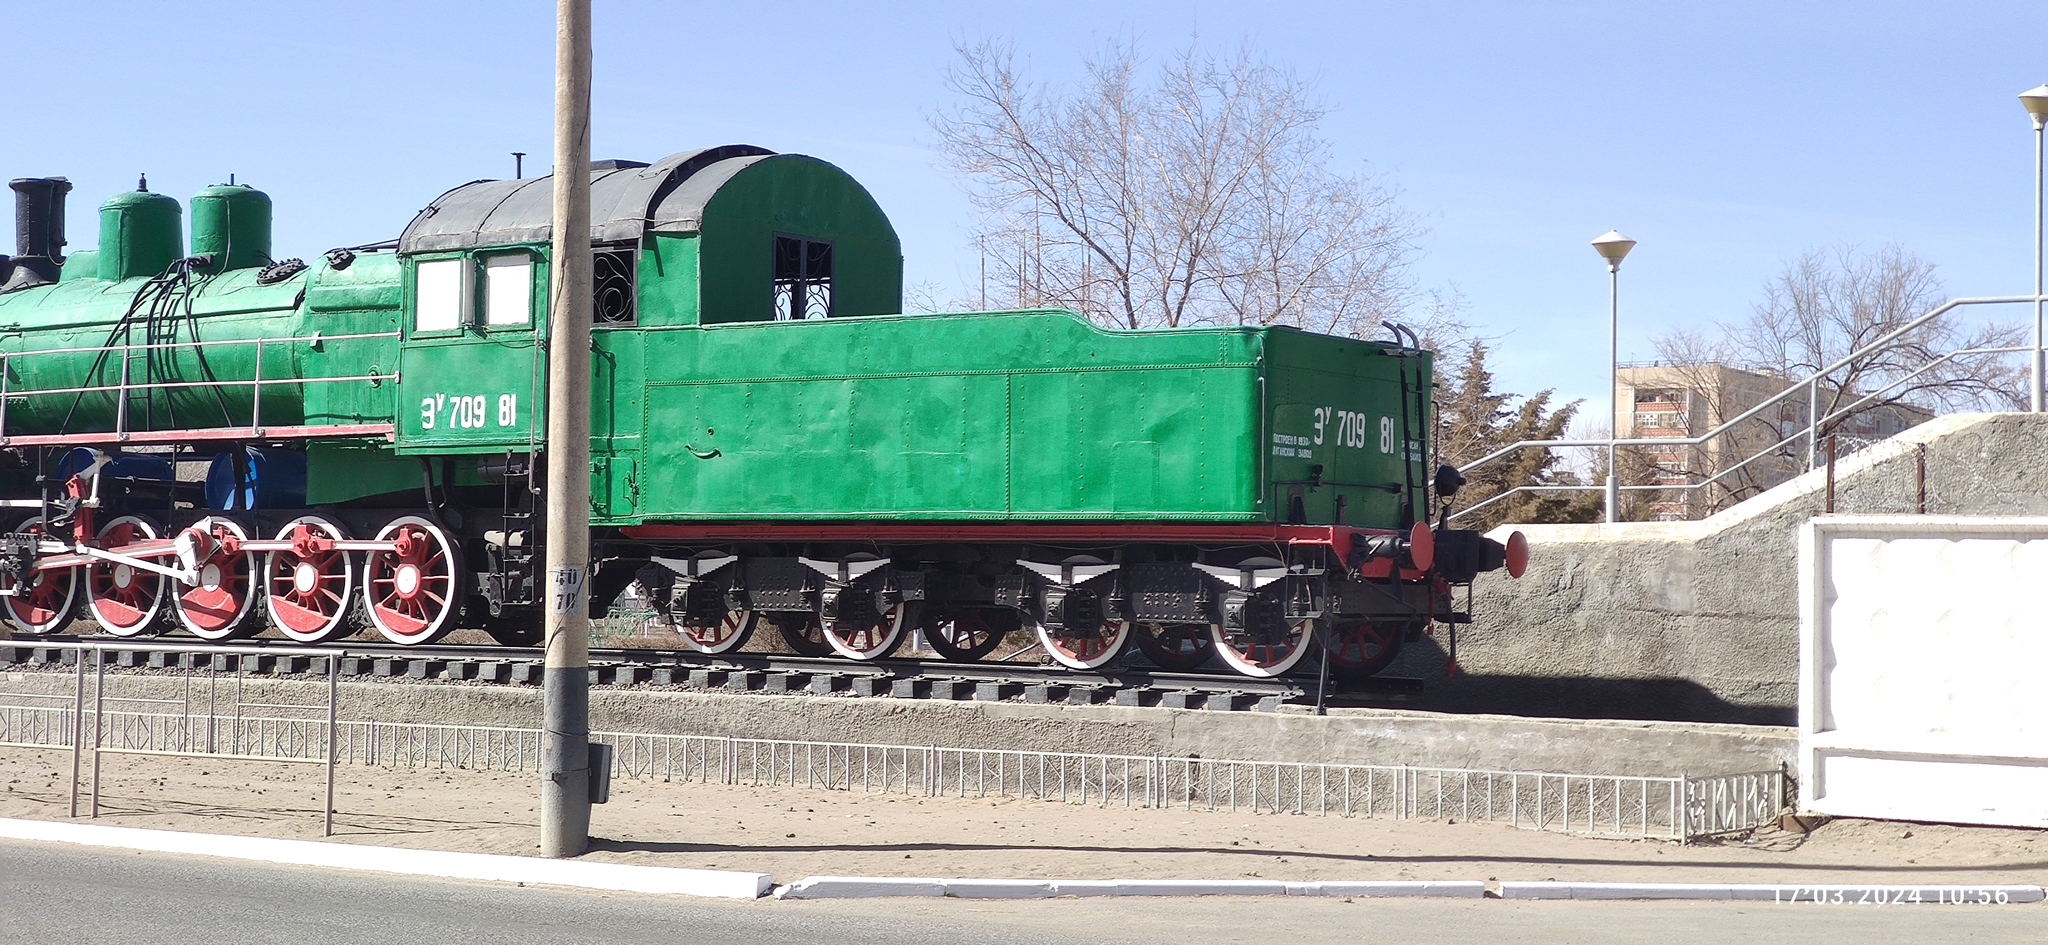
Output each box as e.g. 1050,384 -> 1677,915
414,258 -> 467,333
482,254 -> 533,327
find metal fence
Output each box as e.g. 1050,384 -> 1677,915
0,692 -> 1784,842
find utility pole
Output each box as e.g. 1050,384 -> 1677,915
540,0 -> 593,859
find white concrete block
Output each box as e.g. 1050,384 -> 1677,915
776,876 -> 946,899
1500,882 -> 2045,904
941,878 -> 1057,899
1306,881 -> 1487,898
1109,879 -> 1290,897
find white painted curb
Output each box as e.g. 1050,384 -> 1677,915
1499,882 -> 2046,903
0,817 -> 771,899
775,876 -> 1485,900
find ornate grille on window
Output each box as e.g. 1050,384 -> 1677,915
772,235 -> 833,320
593,248 -> 636,324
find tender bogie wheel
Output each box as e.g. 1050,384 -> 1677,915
174,517 -> 260,641
774,613 -> 836,657
265,515 -> 359,644
1035,618 -> 1132,671
679,608 -> 756,655
924,609 -> 1011,662
1210,616 -> 1317,678
1133,621 -> 1214,672
4,516 -> 77,636
1321,621 -> 1407,678
824,604 -> 907,661
363,515 -> 462,645
87,515 -> 167,637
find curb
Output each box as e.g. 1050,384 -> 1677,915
774,877 -> 1486,900
1498,882 -> 2046,904
0,817 -> 771,899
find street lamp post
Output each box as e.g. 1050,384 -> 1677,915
1591,230 -> 1637,524
2020,85 -> 2048,413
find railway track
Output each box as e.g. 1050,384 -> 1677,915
0,636 -> 1422,713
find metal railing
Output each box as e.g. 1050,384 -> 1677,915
0,688 -> 1786,842
1448,296 -> 2039,522
0,330 -> 400,442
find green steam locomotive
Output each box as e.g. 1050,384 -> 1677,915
0,146 -> 1524,679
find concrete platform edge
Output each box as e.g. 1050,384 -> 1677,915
774,877 -> 1488,900
0,817 -> 772,899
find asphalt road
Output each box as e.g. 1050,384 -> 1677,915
4,838 -> 2045,945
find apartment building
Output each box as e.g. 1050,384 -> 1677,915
1613,362 -> 1931,520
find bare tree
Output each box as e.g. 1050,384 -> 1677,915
1738,245 -> 2022,419
932,38 -> 1420,336
1645,244 -> 2024,516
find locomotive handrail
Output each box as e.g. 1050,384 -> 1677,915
1447,295 -> 2040,523
0,330 -> 402,442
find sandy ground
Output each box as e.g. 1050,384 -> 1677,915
1,745 -> 2043,887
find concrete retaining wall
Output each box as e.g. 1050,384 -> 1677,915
0,669 -> 1792,778
1398,412 -> 2048,725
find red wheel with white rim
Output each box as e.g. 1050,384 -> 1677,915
4,517 -> 77,635
1210,616 -> 1317,678
265,516 -> 358,644
923,610 -> 1010,662
678,608 -> 755,655
774,613 -> 835,657
86,515 -> 166,637
1035,618 -> 1132,670
174,517 -> 259,641
824,604 -> 906,661
363,515 -> 461,645
1134,621 -> 1214,672
1321,621 -> 1406,678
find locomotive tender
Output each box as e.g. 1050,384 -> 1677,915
0,146 -> 1525,679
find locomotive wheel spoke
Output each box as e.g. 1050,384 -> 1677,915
1035,618 -> 1132,671
1210,616 -> 1317,678
679,608 -> 755,655
823,604 -> 907,661
4,517 -> 78,636
363,515 -> 462,646
775,614 -> 836,657
924,610 -> 1009,662
1133,621 -> 1214,672
1321,621 -> 1406,678
265,516 -> 359,644
87,515 -> 167,637
175,517 -> 260,641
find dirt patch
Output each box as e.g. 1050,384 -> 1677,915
2,745 -> 2043,885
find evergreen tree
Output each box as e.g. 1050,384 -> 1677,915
1433,341 -> 1601,530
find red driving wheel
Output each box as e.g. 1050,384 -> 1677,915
265,516 -> 358,644
86,515 -> 166,637
174,517 -> 259,641
4,517 -> 77,635
363,515 -> 461,645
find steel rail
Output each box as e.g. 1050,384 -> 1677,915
0,635 -> 1408,712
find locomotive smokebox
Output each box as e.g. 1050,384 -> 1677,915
4,177 -> 71,289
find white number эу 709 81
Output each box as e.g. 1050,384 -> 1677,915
420,393 -> 517,430
1311,407 -> 1395,454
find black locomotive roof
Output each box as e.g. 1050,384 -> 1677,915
398,144 -> 774,254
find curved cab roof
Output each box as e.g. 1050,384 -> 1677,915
397,144 -> 775,254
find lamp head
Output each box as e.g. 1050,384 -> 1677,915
2023,85 -> 2048,129
1591,230 -> 1636,271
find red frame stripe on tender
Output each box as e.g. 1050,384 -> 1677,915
621,522 -> 1411,573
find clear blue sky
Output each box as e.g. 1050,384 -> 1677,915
4,1 -> 2043,413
